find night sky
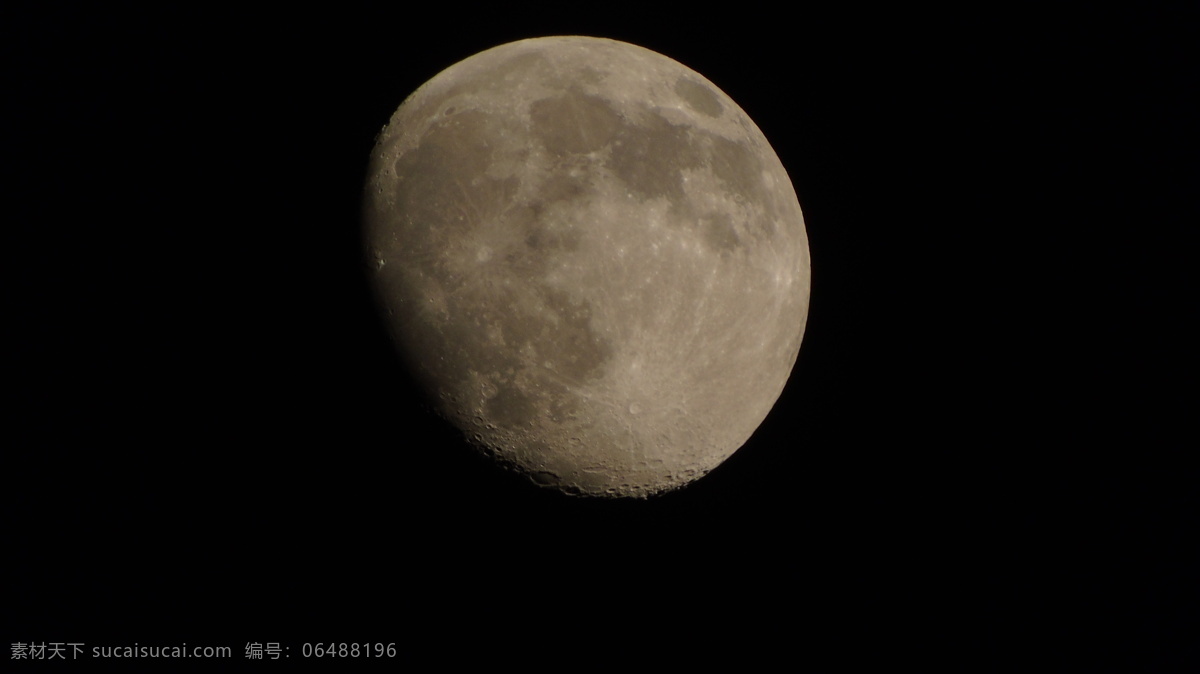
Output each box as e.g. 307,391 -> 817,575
8,5 -> 1195,669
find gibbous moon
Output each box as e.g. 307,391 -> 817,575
364,36 -> 810,497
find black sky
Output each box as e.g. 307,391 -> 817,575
7,5 -> 1196,669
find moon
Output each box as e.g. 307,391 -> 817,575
363,36 -> 810,497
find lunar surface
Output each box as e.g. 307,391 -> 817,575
363,36 -> 810,497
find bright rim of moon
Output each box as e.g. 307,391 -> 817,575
364,36 -> 810,498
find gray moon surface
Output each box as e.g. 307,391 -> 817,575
363,36 -> 810,497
